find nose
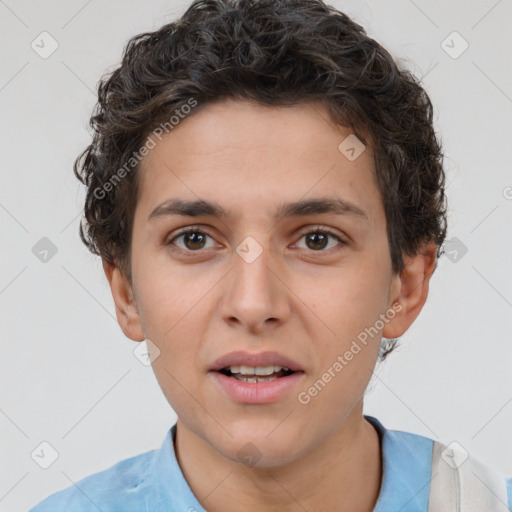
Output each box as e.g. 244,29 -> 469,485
219,237 -> 292,335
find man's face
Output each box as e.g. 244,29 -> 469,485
129,98 -> 399,466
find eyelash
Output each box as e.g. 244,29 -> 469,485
166,225 -> 347,255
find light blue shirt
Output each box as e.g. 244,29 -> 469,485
29,415 -> 512,511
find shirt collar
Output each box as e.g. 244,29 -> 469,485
366,415 -> 432,512
149,422 -> 205,511
149,415 -> 433,511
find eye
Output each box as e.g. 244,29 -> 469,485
167,225 -> 347,255
167,227 -> 217,252
294,227 -> 346,252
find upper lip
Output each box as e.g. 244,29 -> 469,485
209,351 -> 304,372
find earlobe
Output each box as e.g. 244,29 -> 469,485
102,259 -> 145,342
382,241 -> 438,339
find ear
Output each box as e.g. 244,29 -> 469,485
382,241 -> 438,339
102,259 -> 145,342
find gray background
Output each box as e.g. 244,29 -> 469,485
0,0 -> 511,510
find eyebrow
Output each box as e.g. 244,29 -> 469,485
147,197 -> 369,223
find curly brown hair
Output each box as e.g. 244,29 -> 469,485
74,0 -> 447,359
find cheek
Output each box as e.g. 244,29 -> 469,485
296,258 -> 390,346
133,280 -> 200,397
133,252 -> 207,338
137,274 -> 208,417
295,267 -> 387,422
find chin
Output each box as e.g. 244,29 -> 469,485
215,428 -> 304,469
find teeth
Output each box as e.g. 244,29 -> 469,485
240,365 -> 255,375
254,365 -> 281,376
233,375 -> 279,383
229,365 -> 287,376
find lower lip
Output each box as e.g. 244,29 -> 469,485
209,371 -> 305,404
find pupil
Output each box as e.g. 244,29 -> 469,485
307,233 -> 327,250
185,232 -> 205,250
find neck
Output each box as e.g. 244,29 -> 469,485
174,406 -> 382,512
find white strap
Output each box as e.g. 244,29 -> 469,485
428,440 -> 509,512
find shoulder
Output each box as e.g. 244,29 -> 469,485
28,449 -> 156,512
366,416 -> 512,511
366,415 -> 435,467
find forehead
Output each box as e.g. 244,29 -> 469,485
136,98 -> 382,226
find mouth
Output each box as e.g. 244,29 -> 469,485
208,351 -> 306,404
215,365 -> 300,383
